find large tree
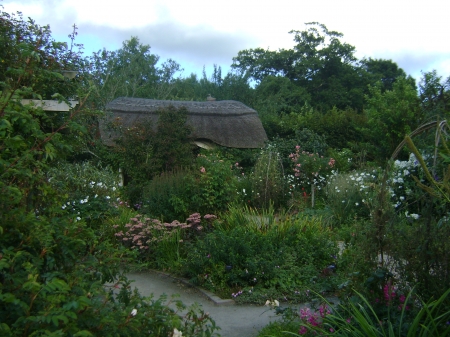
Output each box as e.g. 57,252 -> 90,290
88,37 -> 182,109
232,22 -> 365,111
364,76 -> 421,162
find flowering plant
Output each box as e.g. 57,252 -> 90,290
289,145 -> 335,207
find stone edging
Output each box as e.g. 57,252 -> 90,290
150,270 -> 235,306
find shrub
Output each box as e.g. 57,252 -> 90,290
257,289 -> 450,337
290,145 -> 336,208
47,161 -> 121,226
183,212 -> 339,303
142,169 -> 191,220
186,152 -> 239,214
325,170 -> 380,225
114,213 -> 217,270
250,147 -> 288,209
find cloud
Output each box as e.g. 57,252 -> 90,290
2,0 -> 449,79
74,21 -> 256,73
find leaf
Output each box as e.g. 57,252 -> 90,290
73,331 -> 94,337
44,142 -> 56,160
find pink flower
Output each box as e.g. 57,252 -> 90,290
200,166 -> 206,173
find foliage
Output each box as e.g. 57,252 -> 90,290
47,161 -> 121,225
183,210 -> 339,303
270,128 -> 329,168
361,58 -> 415,93
108,105 -> 195,204
232,22 -> 367,112
250,147 -> 287,209
141,152 -> 240,220
325,169 -> 380,225
88,36 -> 182,109
185,152 -> 239,214
0,10 -> 219,336
113,213 -> 216,270
151,105 -> 195,173
364,77 -> 421,163
419,70 -> 450,120
317,288 -> 450,337
111,117 -> 156,184
289,145 -> 336,207
0,10 -> 85,100
257,289 -> 450,337
142,169 -> 191,220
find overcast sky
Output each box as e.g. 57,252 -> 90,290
2,0 -> 449,82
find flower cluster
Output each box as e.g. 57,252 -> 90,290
380,281 -> 409,311
114,213 -> 217,251
389,153 -> 423,218
232,290 -> 243,298
264,299 -> 280,307
298,305 -> 332,335
289,145 -> 335,192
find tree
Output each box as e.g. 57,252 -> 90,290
364,77 -> 421,162
232,22 -> 365,111
419,70 -> 450,120
151,105 -> 195,173
88,37 -> 183,109
361,57 -> 414,92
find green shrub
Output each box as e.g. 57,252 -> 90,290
250,147 -> 288,209
47,161 -> 122,226
0,10 -> 219,336
257,289 -> 450,337
183,213 -> 339,304
289,145 -> 336,208
186,151 -> 239,214
142,169 -> 190,220
325,170 -> 380,225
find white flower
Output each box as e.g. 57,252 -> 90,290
410,213 -> 420,220
94,194 -> 98,198
355,202 -> 359,206
76,217 -> 81,221
399,196 -> 405,201
130,308 -> 137,316
243,189 -> 246,194
112,186 -> 116,191
106,196 -> 110,199
62,205 -> 66,210
173,328 -> 183,337
265,299 -> 280,307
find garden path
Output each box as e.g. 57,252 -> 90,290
127,270 -> 296,337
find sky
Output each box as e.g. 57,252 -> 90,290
2,0 -> 449,82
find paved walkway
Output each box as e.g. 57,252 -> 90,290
126,270 -> 290,337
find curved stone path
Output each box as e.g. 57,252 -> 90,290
127,270 -> 290,337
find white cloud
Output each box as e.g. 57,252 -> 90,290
2,0 -> 449,80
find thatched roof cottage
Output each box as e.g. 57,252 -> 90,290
100,97 -> 268,149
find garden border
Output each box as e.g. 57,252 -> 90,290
149,269 -> 236,306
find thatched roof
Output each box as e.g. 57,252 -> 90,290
100,97 -> 268,148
